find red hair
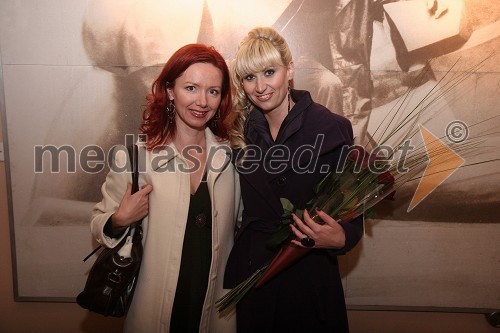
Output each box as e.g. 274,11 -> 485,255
140,44 -> 232,149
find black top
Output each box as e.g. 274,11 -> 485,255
170,173 -> 212,333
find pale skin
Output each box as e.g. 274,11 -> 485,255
113,183 -> 153,228
167,62 -> 222,194
290,208 -> 346,249
112,62 -> 223,229
242,63 -> 295,141
242,61 -> 346,249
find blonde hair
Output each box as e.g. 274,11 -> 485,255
228,27 -> 293,150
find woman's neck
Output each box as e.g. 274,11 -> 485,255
173,126 -> 208,195
172,126 -> 207,152
264,98 -> 295,141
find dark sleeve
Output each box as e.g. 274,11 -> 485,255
328,116 -> 363,255
103,216 -> 128,238
328,214 -> 364,256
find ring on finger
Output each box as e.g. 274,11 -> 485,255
300,236 -> 315,248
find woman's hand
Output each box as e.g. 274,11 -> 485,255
112,183 -> 153,228
290,208 -> 346,249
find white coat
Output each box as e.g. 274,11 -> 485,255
91,128 -> 239,333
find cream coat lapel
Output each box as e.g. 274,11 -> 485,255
205,128 -> 231,190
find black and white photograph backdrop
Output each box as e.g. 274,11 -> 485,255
1,0 -> 499,311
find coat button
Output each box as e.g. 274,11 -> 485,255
277,176 -> 286,186
195,213 -> 207,227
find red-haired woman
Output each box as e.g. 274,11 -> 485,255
90,44 -> 239,333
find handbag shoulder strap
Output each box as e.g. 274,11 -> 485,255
126,144 -> 143,227
127,144 -> 140,194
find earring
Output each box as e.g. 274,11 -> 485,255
287,86 -> 291,113
212,109 -> 220,121
167,99 -> 176,123
211,109 -> 220,127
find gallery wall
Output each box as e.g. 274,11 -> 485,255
0,0 -> 499,330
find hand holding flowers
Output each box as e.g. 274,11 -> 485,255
290,208 -> 346,249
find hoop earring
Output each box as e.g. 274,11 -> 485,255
167,99 -> 176,124
287,86 -> 291,113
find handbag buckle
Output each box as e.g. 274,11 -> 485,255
108,270 -> 122,284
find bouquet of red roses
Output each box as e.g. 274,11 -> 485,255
216,144 -> 398,314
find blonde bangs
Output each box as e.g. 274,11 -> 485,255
234,38 -> 284,79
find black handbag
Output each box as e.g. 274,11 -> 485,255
77,144 -> 143,317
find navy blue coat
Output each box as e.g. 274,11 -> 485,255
224,90 -> 364,333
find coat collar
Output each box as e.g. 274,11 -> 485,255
245,89 -> 313,148
238,90 -> 314,216
205,128 -> 232,186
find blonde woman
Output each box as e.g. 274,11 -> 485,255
224,27 -> 364,333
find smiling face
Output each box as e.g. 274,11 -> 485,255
167,62 -> 223,133
242,63 -> 294,115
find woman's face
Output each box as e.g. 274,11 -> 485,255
242,63 -> 294,114
167,62 -> 223,132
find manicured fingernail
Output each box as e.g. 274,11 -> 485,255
315,207 -> 322,212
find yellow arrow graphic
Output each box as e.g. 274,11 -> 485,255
407,125 -> 465,212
